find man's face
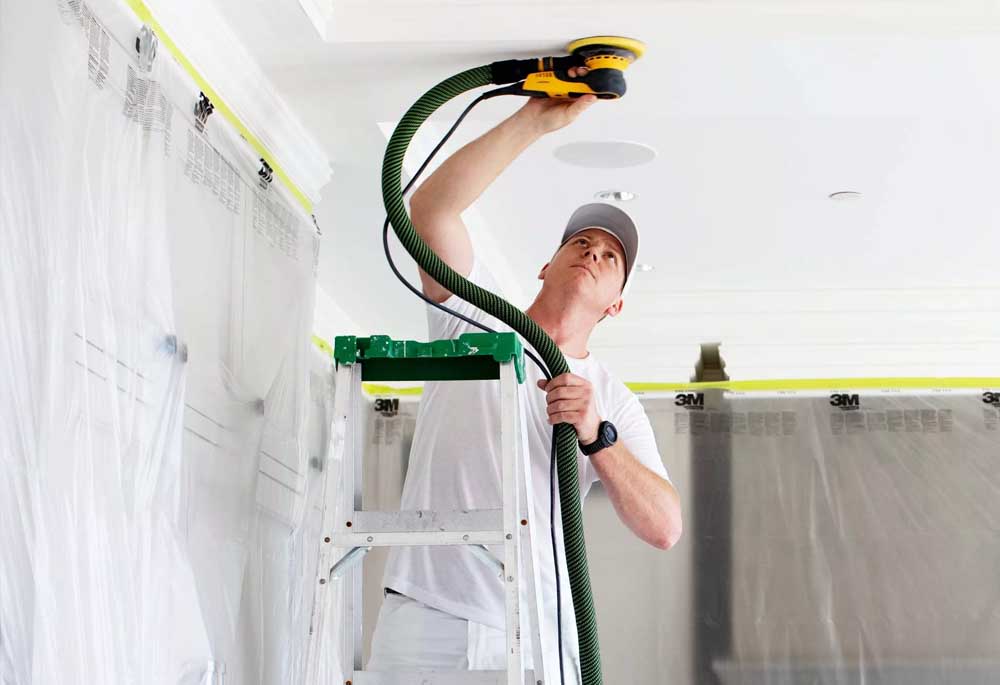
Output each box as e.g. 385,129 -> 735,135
538,228 -> 627,320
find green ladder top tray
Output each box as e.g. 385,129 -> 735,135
333,332 -> 525,384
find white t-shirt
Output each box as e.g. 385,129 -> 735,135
382,258 -> 670,676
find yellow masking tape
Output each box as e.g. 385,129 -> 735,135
626,377 -> 1000,393
363,383 -> 425,396
356,378 -> 1000,397
311,335 -> 333,357
124,0 -> 313,214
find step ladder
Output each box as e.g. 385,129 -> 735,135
306,333 -> 551,685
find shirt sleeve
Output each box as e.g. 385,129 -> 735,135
607,390 -> 671,484
426,257 -> 510,340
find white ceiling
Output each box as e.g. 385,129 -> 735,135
214,0 -> 1000,382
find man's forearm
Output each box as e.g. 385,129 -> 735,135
409,110 -> 542,219
590,444 -> 683,550
405,95 -> 594,299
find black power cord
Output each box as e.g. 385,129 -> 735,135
381,89 -> 567,683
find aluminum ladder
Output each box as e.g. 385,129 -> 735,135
306,333 -> 551,685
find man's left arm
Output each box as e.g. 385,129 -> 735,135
585,440 -> 682,550
538,374 -> 683,550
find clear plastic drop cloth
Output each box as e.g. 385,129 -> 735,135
1,2 -> 327,683
642,389 -> 1000,685
140,0 -> 332,206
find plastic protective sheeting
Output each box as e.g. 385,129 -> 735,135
677,389 -> 1000,685
140,0 -> 332,206
1,2 -> 326,683
349,388 -> 1000,684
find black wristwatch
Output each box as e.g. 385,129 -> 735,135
580,420 -> 618,456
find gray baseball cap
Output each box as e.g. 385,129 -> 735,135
559,202 -> 639,289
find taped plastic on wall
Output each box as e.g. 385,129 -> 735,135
0,2 -> 332,683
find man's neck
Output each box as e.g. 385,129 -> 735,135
524,295 -> 595,359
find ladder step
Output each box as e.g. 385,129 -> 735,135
333,510 -> 505,547
353,670 -> 537,684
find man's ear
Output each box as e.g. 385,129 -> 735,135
537,262 -> 549,281
603,297 -> 624,319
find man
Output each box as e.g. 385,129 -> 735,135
368,70 -> 683,681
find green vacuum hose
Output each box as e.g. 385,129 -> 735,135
381,65 -> 603,683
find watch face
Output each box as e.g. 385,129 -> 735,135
602,421 -> 617,443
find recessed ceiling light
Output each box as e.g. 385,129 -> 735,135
553,141 -> 657,169
828,191 -> 862,202
595,190 -> 637,202
635,263 -> 655,273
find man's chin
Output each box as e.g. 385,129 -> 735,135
557,279 -> 594,302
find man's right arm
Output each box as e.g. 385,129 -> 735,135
409,87 -> 597,303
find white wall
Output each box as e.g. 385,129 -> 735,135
314,285 -> 362,342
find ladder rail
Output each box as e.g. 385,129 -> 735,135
304,362 -> 363,683
500,361 -> 525,684
346,362 -> 366,673
516,371 -> 551,685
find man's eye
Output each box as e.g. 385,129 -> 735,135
576,239 -> 587,246
606,253 -> 617,261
